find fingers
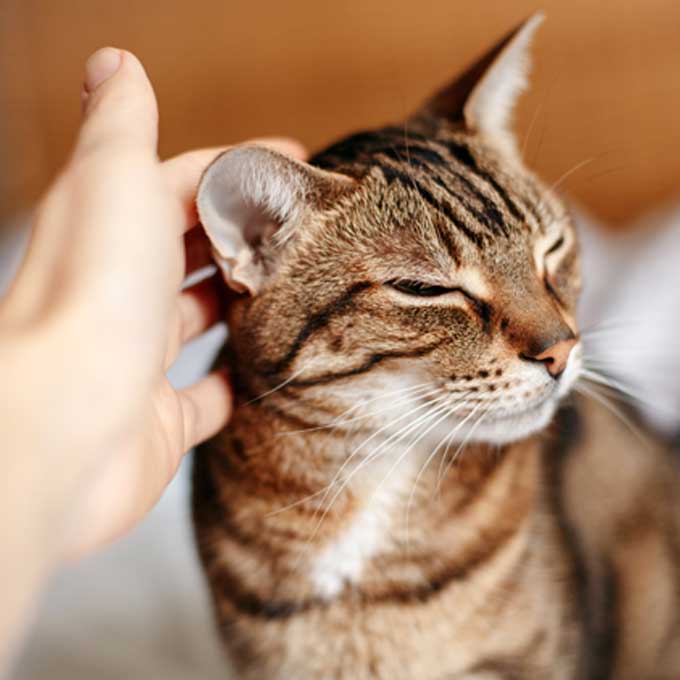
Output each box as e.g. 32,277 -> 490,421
165,273 -> 233,368
163,138 -> 308,232
177,273 -> 225,345
179,368 -> 233,450
74,48 -> 158,159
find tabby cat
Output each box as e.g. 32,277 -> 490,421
192,15 -> 680,679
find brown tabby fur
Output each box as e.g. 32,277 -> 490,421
192,18 -> 680,679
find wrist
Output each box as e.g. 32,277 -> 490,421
0,331 -> 79,666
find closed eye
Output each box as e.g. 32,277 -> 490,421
385,280 -> 492,323
386,279 -> 454,297
545,235 -> 565,256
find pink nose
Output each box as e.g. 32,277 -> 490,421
533,338 -> 578,378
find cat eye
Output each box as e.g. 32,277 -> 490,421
386,280 -> 453,297
386,280 -> 492,325
544,235 -> 565,257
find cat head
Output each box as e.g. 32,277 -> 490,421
197,13 -> 582,445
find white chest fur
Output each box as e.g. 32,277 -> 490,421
308,453 -> 422,599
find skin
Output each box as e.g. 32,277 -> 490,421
0,47 -> 304,669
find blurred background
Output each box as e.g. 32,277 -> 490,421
2,1 -> 680,679
2,0 -> 680,228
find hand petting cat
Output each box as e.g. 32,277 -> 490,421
0,46 -> 304,666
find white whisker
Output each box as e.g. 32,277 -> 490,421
548,157 -> 595,194
437,407 -> 489,491
574,383 -> 650,449
242,356 -> 322,406
580,367 -> 673,415
370,400 -> 457,504
292,393 -> 455,566
404,400 -> 471,548
276,382 -> 437,437
435,402 -> 483,492
267,390 -> 441,520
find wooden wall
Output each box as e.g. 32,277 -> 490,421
1,0 -> 679,226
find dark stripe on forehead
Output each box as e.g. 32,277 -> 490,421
430,174 -> 507,239
448,170 -> 508,236
380,164 -> 486,249
314,127 -> 514,242
373,150 -> 464,259
442,140 -> 525,222
311,127 -> 416,168
312,126 -> 457,172
401,143 -> 449,167
378,145 -> 507,240
432,218 -> 462,265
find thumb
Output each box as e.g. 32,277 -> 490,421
75,48 -> 158,159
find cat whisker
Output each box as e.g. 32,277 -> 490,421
265,396 -> 441,520
297,393 -> 471,566
580,366 -> 673,414
437,406 -> 488,493
584,358 -> 679,392
521,100 -> 543,159
435,402 -> 484,493
276,382 -> 437,437
583,344 -> 676,360
311,391 -> 449,511
581,329 -> 648,343
264,487 -> 336,518
242,356 -> 322,406
318,396 -> 455,513
404,401 -> 471,548
370,399 -> 459,507
580,316 -> 646,335
434,418 -> 466,504
291,394 -> 456,562
573,382 -> 651,450
548,157 -> 596,195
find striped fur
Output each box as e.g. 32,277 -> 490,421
193,17 -> 680,679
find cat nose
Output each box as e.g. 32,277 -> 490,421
528,338 -> 578,378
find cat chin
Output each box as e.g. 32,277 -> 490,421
451,397 -> 561,446
467,346 -> 583,445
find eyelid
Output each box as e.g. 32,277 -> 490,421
385,280 -> 475,299
454,287 -> 482,305
544,235 -> 565,257
385,280 -> 492,320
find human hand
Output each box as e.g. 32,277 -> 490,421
0,48 -> 305,561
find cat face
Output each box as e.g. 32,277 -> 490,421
198,13 -> 582,445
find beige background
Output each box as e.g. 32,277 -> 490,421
1,0 -> 679,226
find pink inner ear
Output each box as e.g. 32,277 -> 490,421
197,144 -> 354,296
196,147 -> 286,297
211,246 -> 263,296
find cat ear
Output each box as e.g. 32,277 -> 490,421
415,13 -> 544,150
196,145 -> 353,295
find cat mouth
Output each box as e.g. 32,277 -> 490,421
441,348 -> 582,441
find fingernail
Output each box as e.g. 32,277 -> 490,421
83,47 -> 122,94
